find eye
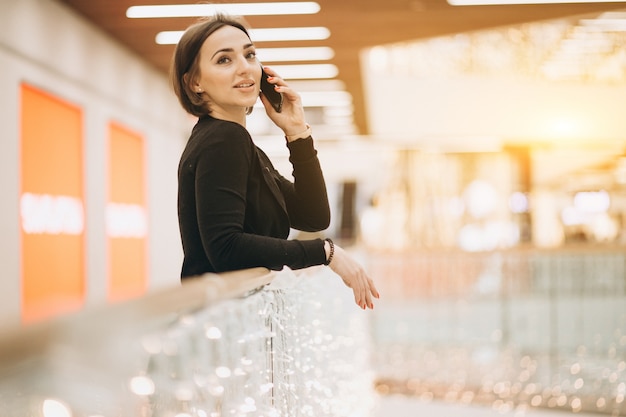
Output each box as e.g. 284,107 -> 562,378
246,51 -> 257,60
216,56 -> 231,64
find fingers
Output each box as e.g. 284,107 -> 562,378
361,276 -> 371,309
353,271 -> 376,310
353,283 -> 366,310
262,66 -> 299,101
328,244 -> 379,311
261,65 -> 279,78
369,277 -> 381,299
262,66 -> 285,88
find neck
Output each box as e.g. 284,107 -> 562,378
209,106 -> 247,127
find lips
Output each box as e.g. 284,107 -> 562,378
235,81 -> 255,88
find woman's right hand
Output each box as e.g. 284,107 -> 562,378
259,66 -> 307,137
326,242 -> 380,310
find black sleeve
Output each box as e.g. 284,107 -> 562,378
193,126 -> 326,272
273,137 -> 331,231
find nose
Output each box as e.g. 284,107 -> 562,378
236,55 -> 254,74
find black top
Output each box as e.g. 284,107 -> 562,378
177,115 -> 330,278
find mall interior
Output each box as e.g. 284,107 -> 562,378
2,0 -> 626,416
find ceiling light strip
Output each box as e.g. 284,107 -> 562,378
127,2 -> 320,18
257,47 -> 335,62
579,18 -> 626,31
270,64 -> 339,79
250,27 -> 331,42
156,27 -> 331,44
449,0 -> 626,5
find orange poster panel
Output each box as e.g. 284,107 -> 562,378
107,122 -> 147,302
20,84 -> 85,323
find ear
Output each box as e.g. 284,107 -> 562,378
184,73 -> 202,93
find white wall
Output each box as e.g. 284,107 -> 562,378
0,0 -> 189,324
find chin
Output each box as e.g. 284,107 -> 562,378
244,99 -> 259,108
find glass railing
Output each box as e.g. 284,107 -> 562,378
367,246 -> 626,415
0,266 -> 376,417
5,246 -> 623,416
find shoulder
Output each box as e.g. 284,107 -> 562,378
184,116 -> 254,157
193,116 -> 251,145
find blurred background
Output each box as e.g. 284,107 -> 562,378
2,0 -> 626,415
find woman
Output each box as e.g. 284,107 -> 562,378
171,14 -> 379,310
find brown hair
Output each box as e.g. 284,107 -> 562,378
170,14 -> 252,117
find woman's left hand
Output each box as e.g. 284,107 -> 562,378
328,244 -> 380,310
259,66 -> 308,137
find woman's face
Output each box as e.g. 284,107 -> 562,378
193,25 -> 261,117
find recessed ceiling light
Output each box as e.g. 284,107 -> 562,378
270,64 -> 339,79
156,27 -> 331,44
580,12 -> 626,31
250,27 -> 331,42
257,47 -> 335,62
449,0 -> 626,4
127,2 -> 320,18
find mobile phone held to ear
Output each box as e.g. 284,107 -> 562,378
260,66 -> 283,113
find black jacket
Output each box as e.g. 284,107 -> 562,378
177,115 -> 330,278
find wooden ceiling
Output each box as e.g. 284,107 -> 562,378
59,0 -> 624,134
